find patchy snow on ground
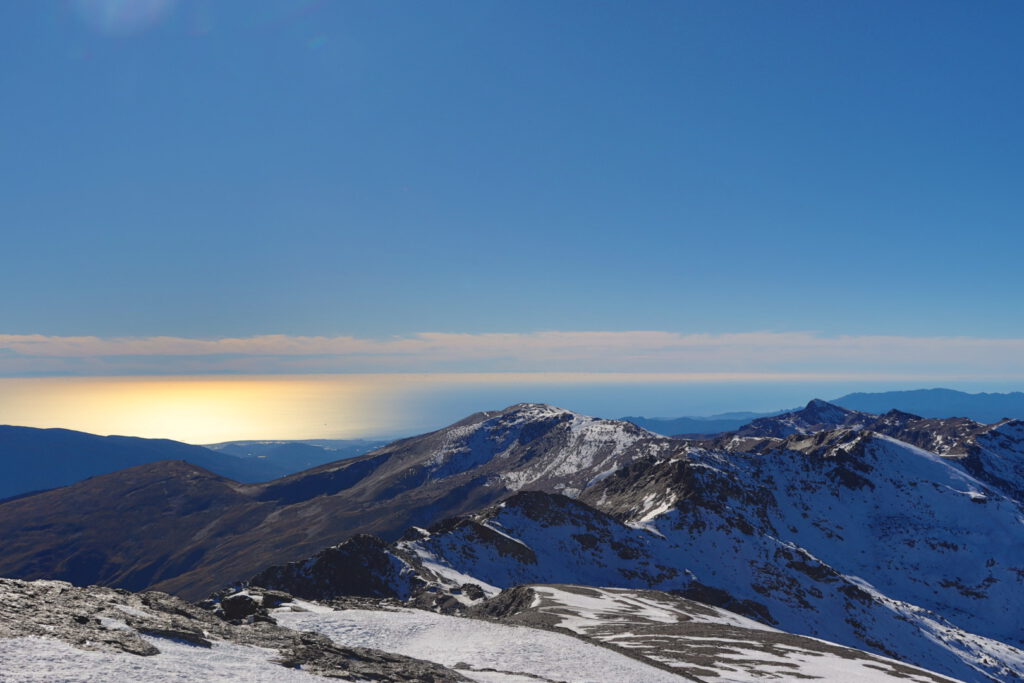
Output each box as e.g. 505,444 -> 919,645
522,586 -> 958,683
532,585 -> 772,632
274,605 -> 682,683
695,646 -> 951,683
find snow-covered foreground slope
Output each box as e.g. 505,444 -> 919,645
271,589 -> 957,683
274,601 -> 683,683
0,636 -> 327,683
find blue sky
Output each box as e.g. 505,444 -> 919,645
2,1 -> 1023,382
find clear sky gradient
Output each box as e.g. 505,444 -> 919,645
1,2 -> 1022,435
4,1 -> 1022,339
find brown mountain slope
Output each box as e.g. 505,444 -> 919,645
0,460 -> 270,592
0,404 -> 664,600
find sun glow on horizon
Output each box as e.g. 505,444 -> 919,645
0,375 -> 407,444
1,372 -> 1018,444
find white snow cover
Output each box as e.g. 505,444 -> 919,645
526,586 -> 957,683
274,605 -> 682,683
412,404 -> 661,494
0,636 -> 324,683
493,406 -> 654,492
695,647 -> 949,683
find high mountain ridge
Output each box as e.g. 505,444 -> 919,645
0,404 -> 667,599
624,388 -> 1024,437
4,400 -> 1024,680
246,420 -> 1024,681
730,398 -> 872,437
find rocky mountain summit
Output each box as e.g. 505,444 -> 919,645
726,398 -> 871,438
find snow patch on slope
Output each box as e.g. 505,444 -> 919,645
274,606 -> 683,683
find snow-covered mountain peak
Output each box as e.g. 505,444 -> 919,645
386,403 -> 664,496
495,402 -> 580,421
733,399 -> 869,438
486,403 -> 660,438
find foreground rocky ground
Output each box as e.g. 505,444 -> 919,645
0,578 -> 464,681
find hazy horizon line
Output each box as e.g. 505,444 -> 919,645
4,330 -> 1024,378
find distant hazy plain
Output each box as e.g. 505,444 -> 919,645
1,373 -> 1019,444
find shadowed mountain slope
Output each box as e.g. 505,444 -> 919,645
204,439 -> 387,480
0,404 -> 665,599
0,426 -> 271,499
0,426 -> 381,499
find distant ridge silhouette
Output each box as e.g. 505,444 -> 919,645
832,388 -> 1024,423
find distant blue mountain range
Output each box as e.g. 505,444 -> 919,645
832,388 -> 1024,423
624,388 -> 1024,436
0,427 -> 384,501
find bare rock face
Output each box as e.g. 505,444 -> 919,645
248,534 -> 426,602
0,578 -> 466,681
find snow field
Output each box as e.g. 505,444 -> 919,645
274,606 -> 684,682
0,636 -> 325,683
